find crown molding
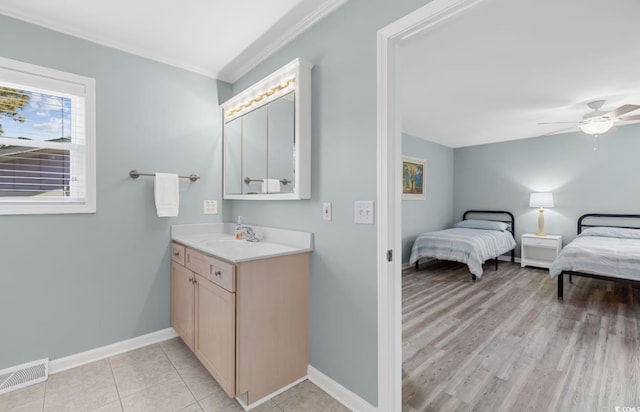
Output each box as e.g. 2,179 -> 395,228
1,1 -> 347,83
0,7 -> 218,79
217,0 -> 348,83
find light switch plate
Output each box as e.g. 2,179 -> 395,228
323,202 -> 332,221
354,200 -> 374,224
203,200 -> 218,214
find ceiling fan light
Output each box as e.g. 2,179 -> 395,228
579,118 -> 614,135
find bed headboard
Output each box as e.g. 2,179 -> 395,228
463,210 -> 515,236
577,213 -> 640,234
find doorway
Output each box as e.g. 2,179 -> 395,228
376,1 -> 487,410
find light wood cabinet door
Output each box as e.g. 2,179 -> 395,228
171,262 -> 195,351
194,274 -> 236,398
235,253 -> 309,404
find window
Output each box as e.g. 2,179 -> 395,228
0,57 -> 95,214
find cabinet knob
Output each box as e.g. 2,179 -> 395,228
193,278 -> 198,284
214,271 -> 222,277
173,251 -> 180,257
188,277 -> 194,283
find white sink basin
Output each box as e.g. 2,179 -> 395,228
171,224 -> 312,263
201,238 -> 238,244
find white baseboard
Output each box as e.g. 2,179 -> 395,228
236,375 -> 307,411
307,365 -> 377,412
498,255 -> 521,263
49,328 -> 178,374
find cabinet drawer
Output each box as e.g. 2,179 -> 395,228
186,248 -> 236,292
522,237 -> 558,248
171,243 -> 185,266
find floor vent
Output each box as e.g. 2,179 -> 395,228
0,358 -> 48,395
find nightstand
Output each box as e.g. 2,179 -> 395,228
521,234 -> 562,269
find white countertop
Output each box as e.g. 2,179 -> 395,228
171,223 -> 313,263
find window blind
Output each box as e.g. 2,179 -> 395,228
0,85 -> 86,203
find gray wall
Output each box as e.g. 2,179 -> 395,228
402,134 -> 454,263
225,0 -> 431,405
0,15 -> 223,369
454,124 -> 640,252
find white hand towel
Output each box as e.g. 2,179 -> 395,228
261,178 -> 281,193
155,173 -> 179,217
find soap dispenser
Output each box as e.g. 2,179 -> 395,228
235,216 -> 243,239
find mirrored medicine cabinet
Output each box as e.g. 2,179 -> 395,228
221,58 -> 313,200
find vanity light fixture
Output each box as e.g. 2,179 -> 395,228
224,77 -> 295,118
529,192 -> 554,236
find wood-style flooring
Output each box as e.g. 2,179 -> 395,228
402,259 -> 640,412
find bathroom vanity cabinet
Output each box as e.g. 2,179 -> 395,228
170,241 -> 310,405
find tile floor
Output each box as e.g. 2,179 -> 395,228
0,338 -> 350,412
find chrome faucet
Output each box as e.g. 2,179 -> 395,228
241,225 -> 260,242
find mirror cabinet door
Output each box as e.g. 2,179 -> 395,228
224,117 -> 242,194
241,105 -> 268,194
267,92 -> 295,194
221,58 -> 311,200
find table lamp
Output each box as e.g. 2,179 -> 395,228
529,192 -> 554,236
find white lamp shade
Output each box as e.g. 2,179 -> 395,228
579,118 -> 613,135
529,192 -> 554,208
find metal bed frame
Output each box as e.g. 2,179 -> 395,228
415,210 -> 516,281
558,213 -> 640,299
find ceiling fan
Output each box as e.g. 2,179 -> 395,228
539,100 -> 640,135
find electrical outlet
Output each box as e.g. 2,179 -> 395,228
354,201 -> 374,224
323,202 -> 332,221
203,200 -> 218,214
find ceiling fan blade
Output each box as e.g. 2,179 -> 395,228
537,121 -> 577,125
617,114 -> 640,121
542,126 -> 577,136
605,104 -> 640,119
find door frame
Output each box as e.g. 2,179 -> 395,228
376,1 -> 487,410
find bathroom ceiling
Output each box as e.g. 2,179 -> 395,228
0,0 -> 346,83
398,0 -> 640,148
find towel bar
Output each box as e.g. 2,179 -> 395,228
243,177 -> 290,185
129,170 -> 200,182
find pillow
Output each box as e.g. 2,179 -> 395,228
453,219 -> 509,232
578,226 -> 640,239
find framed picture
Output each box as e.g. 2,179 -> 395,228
402,156 -> 425,200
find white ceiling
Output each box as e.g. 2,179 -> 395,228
0,0 -> 346,83
398,0 -> 640,148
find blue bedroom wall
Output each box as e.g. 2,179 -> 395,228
226,0 -> 431,405
402,134 -> 454,264
453,124 -> 640,252
0,14 -> 223,369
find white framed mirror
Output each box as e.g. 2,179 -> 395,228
221,58 -> 312,200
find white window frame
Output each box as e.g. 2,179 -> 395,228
0,56 -> 96,215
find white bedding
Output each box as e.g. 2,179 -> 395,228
549,235 -> 640,280
409,228 -> 516,277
